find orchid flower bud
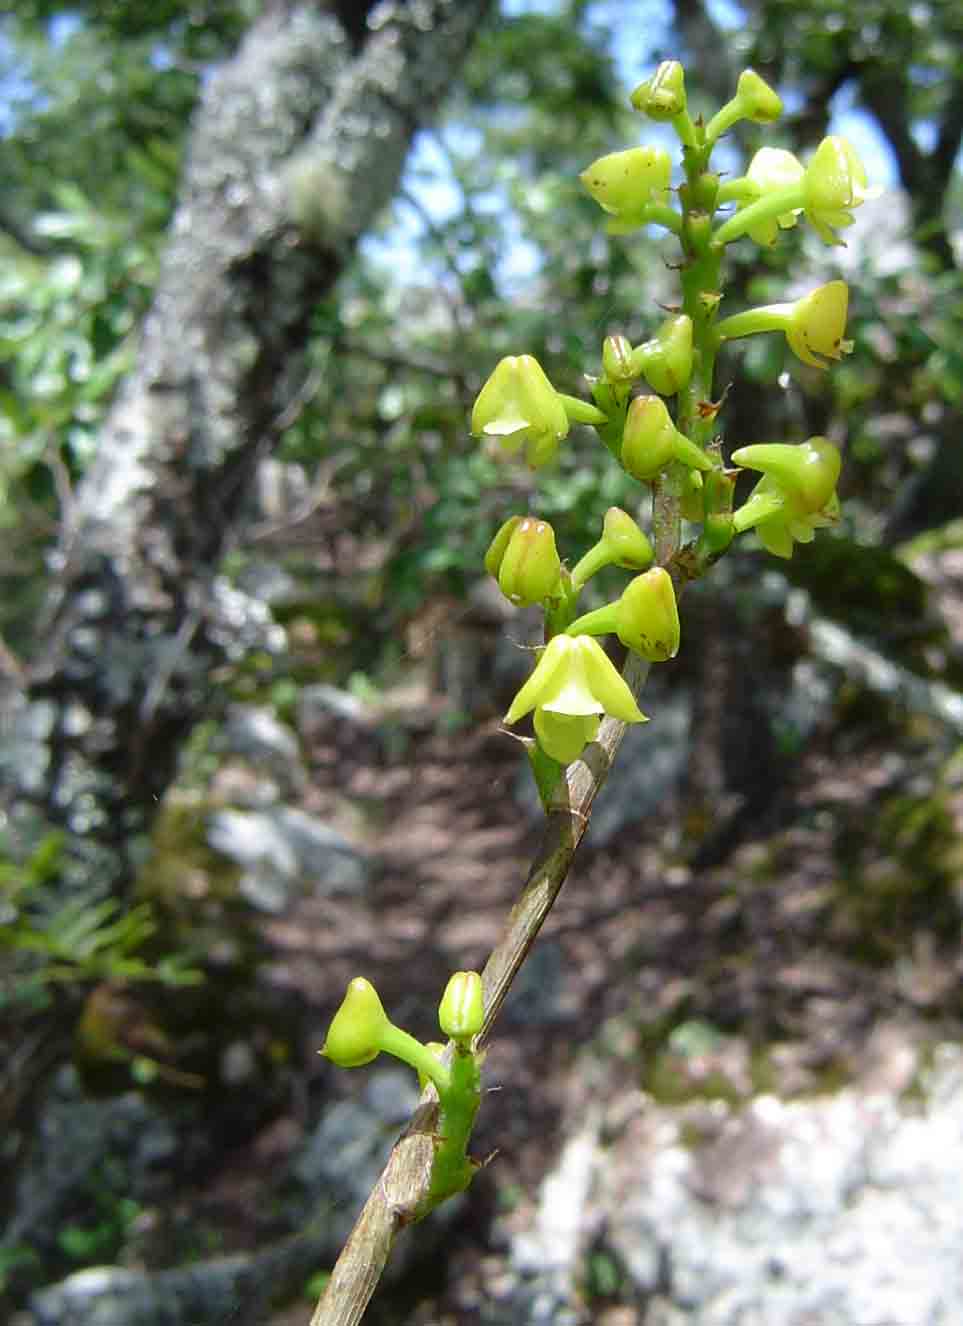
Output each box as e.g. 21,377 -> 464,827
438,971 -> 484,1043
320,977 -> 390,1068
472,354 -> 570,468
504,634 -> 646,729
580,146 -> 672,233
487,515 -> 562,606
631,315 -> 694,397
615,568 -> 681,662
602,333 -> 639,386
735,69 -> 782,123
803,136 -> 875,246
565,567 -> 681,663
570,506 -> 654,590
533,709 -> 601,764
600,507 -> 655,569
705,68 -> 782,146
321,977 -> 454,1094
621,394 -> 712,481
630,61 -> 687,121
732,437 -> 841,558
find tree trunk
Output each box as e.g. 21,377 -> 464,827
5,0 -> 491,893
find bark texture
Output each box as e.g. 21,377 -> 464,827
6,0 -> 491,891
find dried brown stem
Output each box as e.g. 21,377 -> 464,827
310,652 -> 650,1325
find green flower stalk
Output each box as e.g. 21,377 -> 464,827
732,437 -> 841,558
716,280 -> 853,370
321,977 -> 452,1093
321,976 -> 485,1212
705,69 -> 783,146
570,506 -> 654,590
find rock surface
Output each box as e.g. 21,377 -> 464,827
496,1040 -> 963,1325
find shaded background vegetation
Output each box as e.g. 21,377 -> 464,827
1,0 -> 962,1321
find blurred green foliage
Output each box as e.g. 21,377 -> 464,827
0,830 -> 202,1008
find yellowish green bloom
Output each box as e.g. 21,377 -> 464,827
732,437 -> 841,558
630,61 -> 687,121
320,977 -> 390,1068
566,567 -> 681,663
505,634 -> 646,728
804,135 -> 875,246
579,146 -> 673,234
471,354 -> 569,468
743,147 -> 804,245
716,280 -> 853,371
620,393 -> 713,480
570,506 -> 654,590
714,135 -> 873,250
631,314 -> 694,396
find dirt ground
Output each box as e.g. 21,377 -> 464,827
214,686 -> 963,1323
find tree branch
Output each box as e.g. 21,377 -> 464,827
10,0 -> 493,892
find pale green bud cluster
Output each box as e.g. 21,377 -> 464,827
467,58 -> 864,770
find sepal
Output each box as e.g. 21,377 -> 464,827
472,354 -> 569,467
504,634 -> 646,727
